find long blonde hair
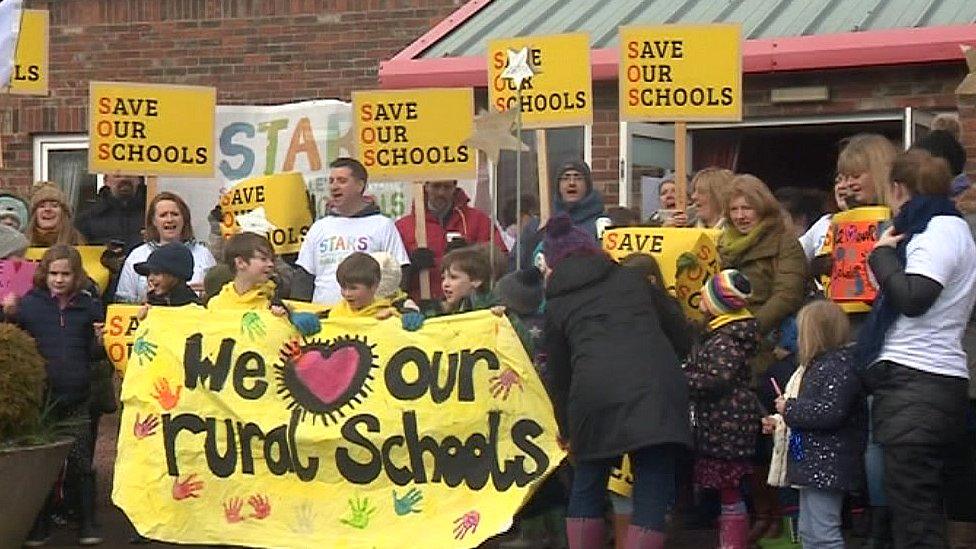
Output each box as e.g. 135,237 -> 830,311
691,167 -> 734,224
837,134 -> 897,206
796,300 -> 850,367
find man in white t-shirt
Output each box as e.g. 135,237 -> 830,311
294,158 -> 409,305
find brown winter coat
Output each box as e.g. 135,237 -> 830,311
718,222 -> 807,335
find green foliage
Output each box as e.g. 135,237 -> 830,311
0,323 -> 47,441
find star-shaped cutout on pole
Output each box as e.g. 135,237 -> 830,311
501,47 -> 537,90
957,45 -> 976,95
462,109 -> 529,165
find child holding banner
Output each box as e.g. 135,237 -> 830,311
327,252 -> 424,331
3,245 -> 105,546
684,269 -> 761,549
134,242 -> 201,312
207,233 -> 320,336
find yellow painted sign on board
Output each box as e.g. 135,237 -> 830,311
8,10 -> 48,95
487,33 -> 592,128
112,308 -> 564,548
619,24 -> 742,122
603,227 -> 721,320
218,172 -> 313,255
89,81 -> 216,177
353,88 -> 476,182
26,246 -> 110,294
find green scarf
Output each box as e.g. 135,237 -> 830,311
718,219 -> 775,264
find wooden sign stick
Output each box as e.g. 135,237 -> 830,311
145,175 -> 158,205
412,181 -> 431,300
674,121 -> 688,212
536,129 -> 550,225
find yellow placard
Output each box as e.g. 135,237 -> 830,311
487,33 -> 592,128
112,307 -> 565,548
26,246 -> 110,295
8,10 -> 48,95
619,24 -> 742,122
353,88 -> 475,182
104,301 -> 329,375
89,81 -> 216,177
603,227 -> 721,319
218,172 -> 313,255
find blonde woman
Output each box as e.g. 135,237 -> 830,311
665,167 -> 734,228
27,182 -> 85,247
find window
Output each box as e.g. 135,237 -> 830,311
32,134 -> 99,214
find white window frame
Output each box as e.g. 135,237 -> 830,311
33,133 -> 89,181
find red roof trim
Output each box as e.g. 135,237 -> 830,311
379,24 -> 976,89
390,0 -> 492,62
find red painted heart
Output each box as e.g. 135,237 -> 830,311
293,346 -> 361,405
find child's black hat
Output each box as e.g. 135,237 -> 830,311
134,242 -> 193,281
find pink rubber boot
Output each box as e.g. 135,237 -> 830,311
719,513 -> 750,549
566,517 -> 606,549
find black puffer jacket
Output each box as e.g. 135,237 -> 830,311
872,361 -> 969,447
9,288 -> 105,406
75,184 -> 147,249
545,254 -> 691,460
684,316 -> 761,460
785,348 -> 868,491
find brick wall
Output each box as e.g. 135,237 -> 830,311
0,0 -> 461,193
587,62 -> 970,204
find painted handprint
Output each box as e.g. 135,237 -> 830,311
489,368 -> 524,400
152,378 -> 182,410
393,488 -> 423,516
171,474 -> 203,500
248,494 -> 271,519
290,501 -> 316,535
224,496 -> 245,523
132,331 -> 158,366
241,311 -> 266,339
340,496 -> 376,529
453,510 -> 480,540
133,412 -> 159,439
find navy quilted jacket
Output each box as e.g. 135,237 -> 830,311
10,288 -> 105,405
784,347 -> 868,491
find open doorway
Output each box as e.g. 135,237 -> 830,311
693,120 -> 902,195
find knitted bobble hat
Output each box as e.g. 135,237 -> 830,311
701,268 -> 752,316
541,213 -> 603,269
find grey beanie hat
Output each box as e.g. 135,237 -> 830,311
494,267 -> 544,316
0,224 -> 29,259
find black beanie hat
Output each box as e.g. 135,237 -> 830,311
494,267 -> 544,316
134,242 -> 194,281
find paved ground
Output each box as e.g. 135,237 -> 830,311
38,411 -> 725,548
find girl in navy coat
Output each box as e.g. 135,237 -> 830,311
772,300 -> 867,548
4,244 -> 106,546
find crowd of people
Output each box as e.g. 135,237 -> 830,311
3,116 -> 976,549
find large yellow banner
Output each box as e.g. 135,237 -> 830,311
619,24 -> 742,122
89,81 -> 216,177
218,172 -> 313,255
603,227 -> 721,321
8,10 -> 48,95
112,307 -> 564,548
487,33 -> 592,128
353,88 -> 476,181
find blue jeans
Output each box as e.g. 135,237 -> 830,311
567,444 -> 676,531
798,487 -> 845,549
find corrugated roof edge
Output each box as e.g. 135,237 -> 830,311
379,23 -> 976,89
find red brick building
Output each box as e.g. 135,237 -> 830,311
4,0 -> 976,221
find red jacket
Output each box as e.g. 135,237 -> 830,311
395,188 -> 507,300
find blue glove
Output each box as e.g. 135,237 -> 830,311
290,312 -> 321,336
401,311 -> 425,332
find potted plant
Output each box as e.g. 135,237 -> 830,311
0,322 -> 75,546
